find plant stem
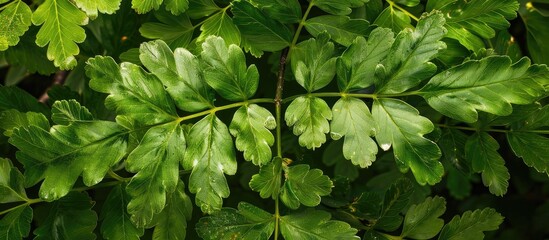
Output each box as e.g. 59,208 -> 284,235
108,169 -> 129,182
288,1 -> 315,59
176,98 -> 274,123
273,48 -> 289,240
387,0 -> 419,21
0,198 -> 43,216
281,91 -> 418,103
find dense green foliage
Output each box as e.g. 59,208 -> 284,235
1,0 -> 549,239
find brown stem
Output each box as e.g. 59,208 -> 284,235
39,70 -> 67,103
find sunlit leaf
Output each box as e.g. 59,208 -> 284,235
249,157 -> 282,199
279,209 -> 358,239
291,33 -> 337,92
0,1 -> 32,51
285,96 -> 332,150
51,99 -> 93,125
0,110 -> 49,137
74,0 -> 121,19
198,10 -> 241,46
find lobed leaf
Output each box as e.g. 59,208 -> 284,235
251,0 -> 302,23
465,132 -> 509,196
51,99 -> 93,125
249,157 -> 282,199
291,33 -> 337,92
375,12 -> 447,94
305,15 -> 372,47
0,110 -> 49,137
74,0 -> 122,19
151,180 -> 193,240
373,7 -> 413,33
280,164 -> 332,209
186,0 -> 220,19
285,96 -> 332,150
183,114 -> 237,214
229,104 -> 276,165
140,10 -> 194,48
279,209 -> 359,239
100,185 -> 144,240
438,208 -> 504,240
337,28 -> 394,92
420,56 -> 549,123
197,10 -> 241,46
165,0 -> 189,15
311,0 -> 369,16
0,1 -> 32,51
32,0 -> 88,70
372,98 -> 443,185
0,158 -> 27,203
196,202 -> 275,240
0,205 -> 32,240
132,0 -> 163,14
201,36 -> 258,101
34,192 -> 97,240
9,121 -> 127,201
126,122 -> 185,226
401,196 -> 446,239
330,97 -> 378,168
374,178 -> 414,231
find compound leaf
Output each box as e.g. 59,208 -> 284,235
196,202 -> 275,240
232,0 -> 292,56
285,96 -> 332,150
165,0 -> 189,15
201,36 -> 258,101
305,15 -> 371,47
465,132 -> 509,196
311,0 -> 369,16
32,0 -> 88,70
0,205 -> 32,240
401,196 -> 446,239
87,56 -> 179,125
229,104 -> 276,165
291,33 -> 337,92
0,1 -> 32,51
34,192 -> 97,240
337,28 -> 394,92
249,157 -> 282,199
9,122 -> 128,201
100,185 -> 144,240
132,0 -> 162,14
420,56 -> 549,123
51,99 -> 93,125
126,121 -> 185,226
330,97 -> 378,168
139,40 -> 215,112
151,180 -> 193,240
74,0 -> 121,19
183,114 -> 237,214
375,12 -> 447,94
140,10 -> 194,48
0,158 -> 27,203
280,164 -> 332,209
438,208 -> 504,240
0,110 -> 49,137
279,209 -> 358,239
372,98 -> 443,185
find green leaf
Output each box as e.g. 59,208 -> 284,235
372,98 -> 443,185
312,0 -> 369,16
151,180 -> 193,240
140,10 -> 194,48
0,158 -> 27,203
126,121 -> 185,226
9,121 -> 128,201
337,28 -> 394,92
285,96 -> 332,150
165,0 -> 189,15
132,0 -> 162,13
305,15 -> 372,47
0,110 -> 49,137
249,157 -> 282,199
508,105 -> 549,175
0,86 -> 49,114
183,114 -> 237,213
322,141 -> 359,181
229,104 -> 276,165
429,0 -> 519,51
201,36 -> 258,101
3,27 -> 57,75
32,0 -> 88,70
521,3 -> 549,64
197,10 -> 241,46
465,132 -> 509,196
280,164 -> 332,209
87,56 -> 179,124
34,192 -> 97,240
186,0 -> 220,19
401,196 -> 446,239
420,56 -> 549,123
51,99 -> 93,125
0,1 -> 32,51
138,40 -> 215,112
291,33 -> 337,92
74,0 -> 122,19
373,7 -> 413,33
100,185 -> 144,240
232,0 -> 292,56
373,178 -> 414,231
375,12 -> 447,94
395,0 -> 420,7
251,0 -> 302,23
279,209 -> 358,239
438,208 -> 504,240
0,205 -> 32,240
330,97 -> 378,168
196,202 -> 275,240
